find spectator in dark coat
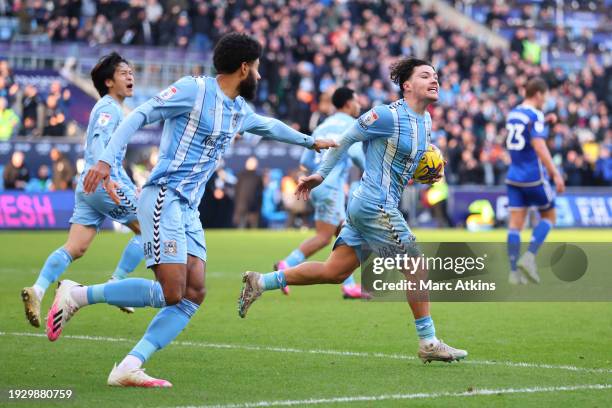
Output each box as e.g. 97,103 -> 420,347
3,151 -> 30,190
233,157 -> 264,229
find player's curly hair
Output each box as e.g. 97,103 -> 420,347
90,52 -> 129,97
213,33 -> 263,74
331,87 -> 355,109
389,58 -> 434,88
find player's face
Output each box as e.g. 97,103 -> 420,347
408,65 -> 439,103
347,97 -> 361,118
534,90 -> 547,109
238,59 -> 261,101
109,62 -> 134,98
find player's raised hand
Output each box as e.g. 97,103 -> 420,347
311,139 -> 338,153
83,161 -> 111,193
295,174 -> 324,200
102,178 -> 121,205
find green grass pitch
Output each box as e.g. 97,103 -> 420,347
1,229 -> 611,407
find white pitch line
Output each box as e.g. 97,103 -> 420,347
1,331 -> 610,375
173,384 -> 612,408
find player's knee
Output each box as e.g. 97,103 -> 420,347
185,284 -> 206,305
162,285 -> 185,305
324,265 -> 348,284
64,244 -> 87,260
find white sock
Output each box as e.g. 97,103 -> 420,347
117,355 -> 142,372
419,336 -> 440,348
70,286 -> 89,308
32,285 -> 45,300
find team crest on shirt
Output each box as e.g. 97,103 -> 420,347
97,112 -> 112,127
358,109 -> 379,130
231,113 -> 239,130
163,240 -> 178,256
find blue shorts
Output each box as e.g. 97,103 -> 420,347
333,198 -> 419,263
138,184 -> 206,267
70,186 -> 138,230
506,181 -> 555,211
310,185 -> 345,226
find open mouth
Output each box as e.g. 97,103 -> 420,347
428,87 -> 438,93
127,84 -> 133,89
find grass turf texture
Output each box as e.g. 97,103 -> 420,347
0,229 -> 610,407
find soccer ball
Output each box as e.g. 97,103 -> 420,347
413,144 -> 444,184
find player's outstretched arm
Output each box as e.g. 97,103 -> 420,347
316,124 -> 366,180
531,138 -> 565,193
241,112 -> 337,151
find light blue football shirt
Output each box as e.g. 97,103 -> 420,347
99,76 -> 314,207
78,95 -> 131,191
300,112 -> 365,191
316,99 -> 430,209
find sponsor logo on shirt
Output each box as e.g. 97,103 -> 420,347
358,109 -> 379,130
154,86 -> 178,105
97,112 -> 112,127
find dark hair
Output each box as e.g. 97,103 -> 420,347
525,77 -> 548,98
213,33 -> 262,74
331,87 -> 355,109
90,52 -> 129,97
389,58 -> 434,87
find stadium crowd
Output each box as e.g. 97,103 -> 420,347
0,59 -> 75,139
1,0 -> 611,188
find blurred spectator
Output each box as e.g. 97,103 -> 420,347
0,96 -> 19,140
233,157 -> 264,229
3,151 -> 29,190
42,95 -> 66,136
48,81 -> 71,111
27,164 -> 52,192
0,75 -> 19,107
282,169 -> 310,228
19,85 -> 42,137
594,144 -> 612,186
50,148 -> 75,190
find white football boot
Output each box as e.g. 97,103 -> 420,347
107,364 -> 172,388
418,340 -> 468,363
517,251 -> 540,283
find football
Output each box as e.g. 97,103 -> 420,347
413,144 -> 444,184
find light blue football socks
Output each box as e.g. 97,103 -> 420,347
415,315 -> 439,346
33,247 -> 73,298
260,271 -> 287,291
83,278 -> 166,308
129,298 -> 200,363
283,249 -> 305,267
112,235 -> 144,280
342,274 -> 356,286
